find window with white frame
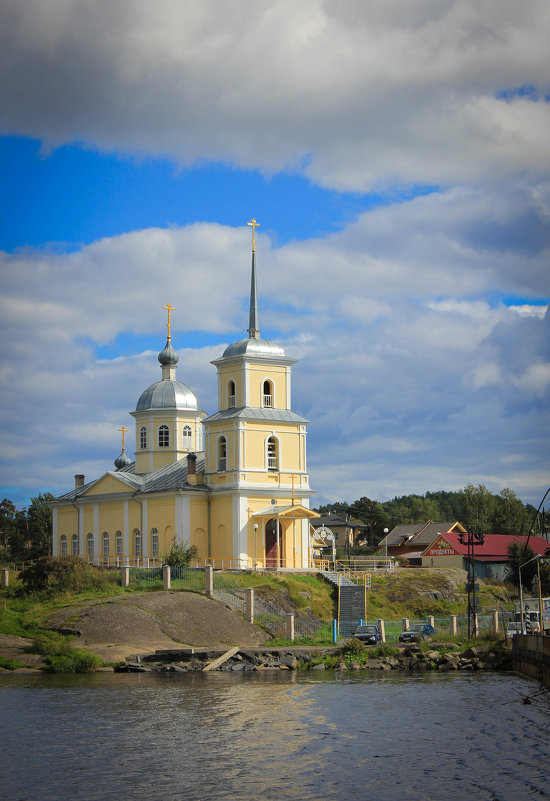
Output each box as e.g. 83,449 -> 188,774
267,436 -> 278,471
102,532 -> 109,556
263,379 -> 273,408
87,532 -> 94,556
60,535 -> 67,556
140,426 -> 147,449
115,530 -> 123,556
158,425 -> 169,447
182,425 -> 192,447
228,380 -> 236,408
151,528 -> 159,558
71,533 -> 79,555
134,529 -> 142,556
217,436 -> 227,471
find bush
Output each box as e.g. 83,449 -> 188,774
32,635 -> 103,673
341,637 -> 366,657
19,556 -> 118,595
164,543 -> 199,567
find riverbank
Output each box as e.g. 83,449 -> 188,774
111,638 -> 513,674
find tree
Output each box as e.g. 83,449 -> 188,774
460,484 -> 495,532
0,498 -> 17,560
505,542 -> 537,590
26,493 -> 54,558
493,488 -> 528,535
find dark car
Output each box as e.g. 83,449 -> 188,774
353,624 -> 382,645
398,623 -> 437,643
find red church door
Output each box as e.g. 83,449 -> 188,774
265,519 -> 282,567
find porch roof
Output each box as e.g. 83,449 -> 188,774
252,505 -> 320,520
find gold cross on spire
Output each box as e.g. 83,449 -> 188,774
119,425 -> 128,451
163,302 -> 175,341
247,218 -> 260,253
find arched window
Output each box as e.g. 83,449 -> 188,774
134,529 -> 142,556
267,436 -> 278,471
87,532 -> 94,556
71,534 -> 79,555
115,530 -> 123,556
102,532 -> 110,556
158,424 -> 169,447
228,380 -> 236,408
60,535 -> 67,556
140,426 -> 147,449
182,425 -> 192,447
217,436 -> 227,472
263,380 -> 273,408
151,528 -> 159,558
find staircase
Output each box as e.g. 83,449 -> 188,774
320,569 -> 365,635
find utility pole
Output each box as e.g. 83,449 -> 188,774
459,529 -> 485,638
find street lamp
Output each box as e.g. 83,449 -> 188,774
518,553 -> 543,634
384,528 -> 389,563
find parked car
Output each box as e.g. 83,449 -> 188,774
505,621 -> 525,639
398,623 -> 437,643
353,624 -> 382,645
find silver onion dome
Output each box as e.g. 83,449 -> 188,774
221,337 -> 286,359
114,450 -> 132,470
158,339 -> 179,366
136,379 -> 199,411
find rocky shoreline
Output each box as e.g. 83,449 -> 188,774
114,641 -> 513,674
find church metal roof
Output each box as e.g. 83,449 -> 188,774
55,454 -> 207,501
135,379 -> 199,411
203,407 -> 308,424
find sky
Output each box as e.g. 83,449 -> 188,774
0,0 -> 549,512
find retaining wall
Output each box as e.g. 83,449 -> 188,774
512,634 -> 550,688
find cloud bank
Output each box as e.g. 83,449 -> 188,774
1,0 -> 550,190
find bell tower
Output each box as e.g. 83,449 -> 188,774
202,219 -> 315,568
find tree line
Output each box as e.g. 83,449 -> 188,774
315,484 -> 544,546
0,494 -> 54,562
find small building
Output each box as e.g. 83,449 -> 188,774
378,521 -> 466,564
313,513 -> 368,550
423,532 -> 550,579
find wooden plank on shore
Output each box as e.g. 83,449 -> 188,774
202,646 -> 240,672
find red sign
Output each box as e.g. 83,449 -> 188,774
426,535 -> 459,557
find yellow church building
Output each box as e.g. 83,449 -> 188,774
51,220 -> 318,569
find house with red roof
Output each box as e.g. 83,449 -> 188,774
423,532 -> 550,580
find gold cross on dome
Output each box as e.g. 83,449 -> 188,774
163,302 -> 175,341
247,218 -> 260,253
119,426 -> 128,451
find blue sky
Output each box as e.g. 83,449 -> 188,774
0,1 -> 549,512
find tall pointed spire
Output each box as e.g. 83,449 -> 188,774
247,218 -> 260,339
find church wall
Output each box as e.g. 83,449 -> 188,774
216,362 -> 245,409
189,496 -> 209,557
246,362 -> 288,409
209,495 -> 235,561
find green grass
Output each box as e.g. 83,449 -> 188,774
220,572 -> 335,619
0,656 -> 28,670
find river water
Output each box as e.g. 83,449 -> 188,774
1,670 -> 549,801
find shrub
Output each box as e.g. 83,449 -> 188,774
341,637 -> 366,658
32,635 -> 103,673
19,556 -> 118,595
164,543 -> 199,567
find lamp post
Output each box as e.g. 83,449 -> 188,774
518,553 -> 543,634
383,528 -> 389,565
458,529 -> 485,639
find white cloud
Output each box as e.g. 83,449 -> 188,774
1,1 -> 550,191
